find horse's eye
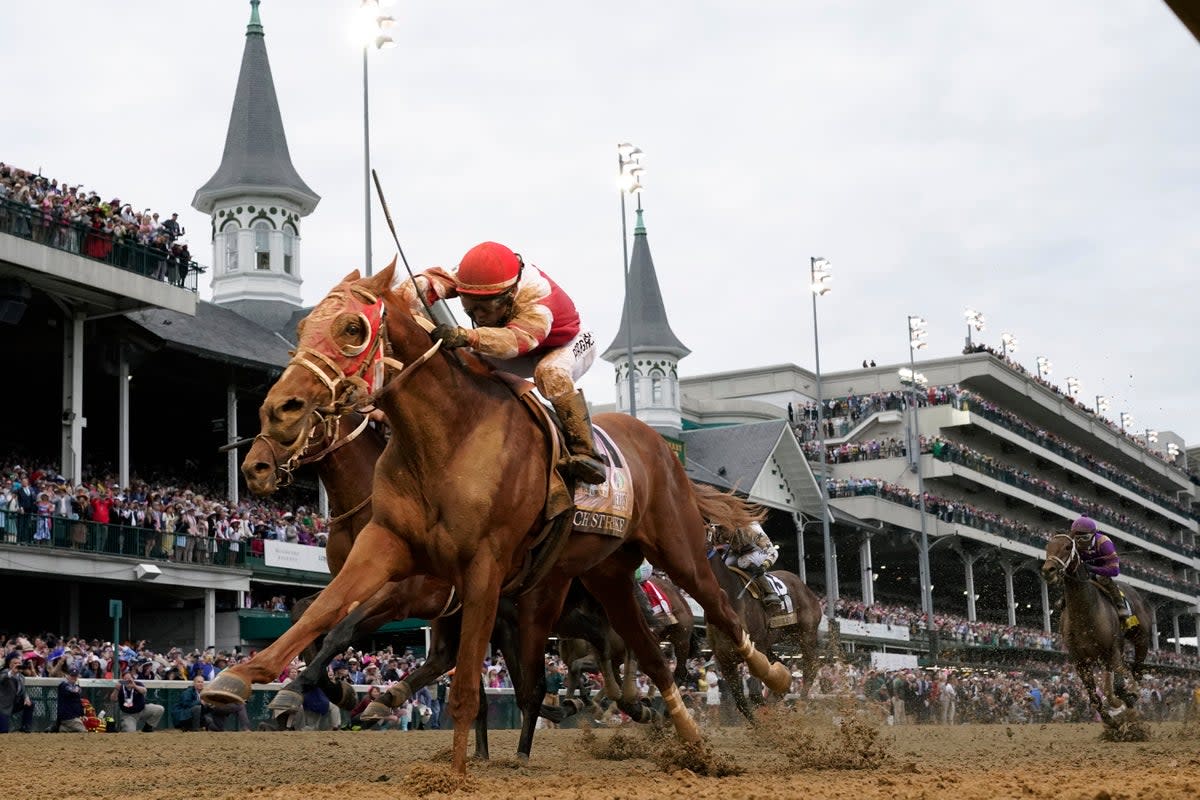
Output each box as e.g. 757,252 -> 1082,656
345,323 -> 361,337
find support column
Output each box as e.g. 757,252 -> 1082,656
963,553 -> 978,622
318,481 -> 330,519
61,311 -> 85,485
1001,561 -> 1017,627
859,534 -> 874,607
794,514 -> 806,583
226,384 -> 239,506
1172,613 -> 1181,654
118,346 -> 130,490
1040,577 -> 1051,634
829,536 -> 840,608
204,589 -> 216,649
1150,615 -> 1160,653
68,582 -> 80,635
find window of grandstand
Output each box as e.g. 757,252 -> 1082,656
254,220 -> 270,270
282,224 -> 295,275
222,220 -> 238,271
651,370 -> 664,405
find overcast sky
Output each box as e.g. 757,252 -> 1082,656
6,2 -> 1199,441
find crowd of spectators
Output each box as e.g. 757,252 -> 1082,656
963,344 -> 1194,476
826,475 -> 1194,595
0,161 -> 197,288
0,457 -> 331,565
790,385 -> 962,442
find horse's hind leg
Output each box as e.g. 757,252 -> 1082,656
205,523 -> 412,705
580,570 -> 701,743
642,537 -> 790,694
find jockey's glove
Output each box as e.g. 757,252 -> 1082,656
432,325 -> 471,349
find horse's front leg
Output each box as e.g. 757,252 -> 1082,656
271,582 -> 403,715
204,523 -> 410,706
1075,662 -> 1105,723
513,577 -> 572,763
447,557 -> 503,775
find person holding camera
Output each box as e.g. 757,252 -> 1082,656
109,668 -> 164,732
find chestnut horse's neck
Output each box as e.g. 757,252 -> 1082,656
375,297 -> 539,470
315,413 -> 385,520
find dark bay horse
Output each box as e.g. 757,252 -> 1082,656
558,576 -> 698,707
694,483 -> 823,722
1041,532 -> 1150,726
208,265 -> 789,773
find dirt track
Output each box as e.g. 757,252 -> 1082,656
3,712 -> 1198,800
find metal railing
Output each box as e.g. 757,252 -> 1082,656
0,195 -> 205,292
0,509 -> 246,568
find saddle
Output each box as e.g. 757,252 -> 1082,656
491,372 -> 634,593
726,565 -> 797,627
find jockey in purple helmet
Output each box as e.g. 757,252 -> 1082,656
1070,515 -> 1134,627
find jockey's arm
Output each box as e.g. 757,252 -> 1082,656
395,267 -> 459,313
465,299 -> 552,359
1085,535 -> 1120,577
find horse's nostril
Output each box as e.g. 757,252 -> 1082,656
250,461 -> 271,476
281,398 -> 304,414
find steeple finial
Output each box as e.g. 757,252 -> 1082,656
634,208 -> 646,236
248,0 -> 263,36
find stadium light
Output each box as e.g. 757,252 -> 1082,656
1000,332 -> 1018,357
356,0 -> 397,275
1119,411 -> 1133,432
1145,429 -> 1158,446
1065,377 -> 1080,397
616,142 -> 644,416
1035,356 -> 1052,381
1095,395 -> 1110,415
1166,442 -> 1181,461
906,313 -> 933,631
810,257 -> 836,621
964,307 -> 985,349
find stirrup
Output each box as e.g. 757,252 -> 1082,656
564,454 -> 606,485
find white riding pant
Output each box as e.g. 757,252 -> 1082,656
481,329 -> 596,401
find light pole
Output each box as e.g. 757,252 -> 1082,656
1095,395 -> 1110,416
357,0 -> 396,276
1145,429 -> 1159,450
1166,442 -> 1181,462
810,257 -> 836,620
1035,356 -> 1052,382
1000,332 -> 1018,359
964,307 -> 985,350
1065,377 -> 1080,399
616,142 -> 644,416
906,315 -> 933,630
1119,411 -> 1133,432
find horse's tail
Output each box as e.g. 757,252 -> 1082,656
691,481 -> 766,531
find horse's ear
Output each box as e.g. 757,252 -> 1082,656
366,258 -> 397,292
340,269 -> 361,283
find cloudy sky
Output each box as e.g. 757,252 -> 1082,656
6,1 -> 1199,441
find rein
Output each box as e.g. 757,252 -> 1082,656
1047,533 -> 1090,585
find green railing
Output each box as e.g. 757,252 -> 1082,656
0,509 -> 247,567
19,679 -> 526,732
0,195 -> 204,292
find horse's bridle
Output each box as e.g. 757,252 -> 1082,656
258,284 -> 443,487
1045,533 -> 1087,583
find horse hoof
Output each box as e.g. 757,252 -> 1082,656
515,752 -> 529,766
764,661 -> 792,695
203,673 -> 251,707
267,689 -> 303,714
358,701 -> 394,721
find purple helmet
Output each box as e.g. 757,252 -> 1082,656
1070,516 -> 1098,535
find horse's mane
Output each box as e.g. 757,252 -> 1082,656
691,482 -> 767,531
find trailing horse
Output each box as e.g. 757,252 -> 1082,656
1041,532 -> 1150,726
208,266 -> 789,773
694,482 -> 823,722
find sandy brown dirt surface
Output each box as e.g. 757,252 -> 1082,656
3,712 -> 1198,800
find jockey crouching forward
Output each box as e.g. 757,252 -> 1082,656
398,241 -> 606,484
1070,515 -> 1136,629
715,522 -> 783,613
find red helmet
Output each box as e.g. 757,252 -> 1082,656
456,242 -> 522,296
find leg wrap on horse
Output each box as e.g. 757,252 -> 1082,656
333,680 -> 359,711
736,631 -> 792,694
661,685 -> 701,743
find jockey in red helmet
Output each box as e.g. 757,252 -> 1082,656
1070,515 -> 1134,628
397,242 -> 606,484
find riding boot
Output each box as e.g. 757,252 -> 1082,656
553,390 -> 607,485
755,574 -> 784,613
1095,576 -> 1135,629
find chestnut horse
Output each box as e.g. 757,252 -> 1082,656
1041,532 -> 1150,726
694,483 -> 823,722
208,265 -> 789,773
